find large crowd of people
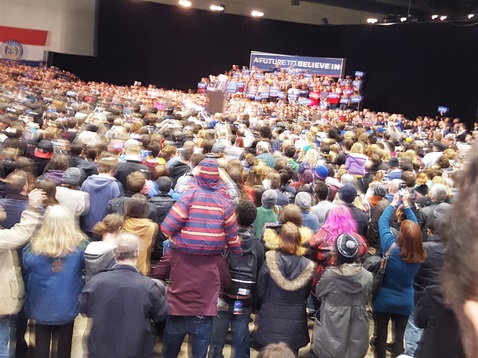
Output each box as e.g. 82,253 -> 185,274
200,64 -> 363,111
0,59 -> 477,358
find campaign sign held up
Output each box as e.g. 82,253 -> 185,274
250,51 -> 345,77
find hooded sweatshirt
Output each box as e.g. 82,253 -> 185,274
123,217 -> 158,275
80,175 -> 123,233
161,158 -> 241,255
41,170 -> 65,185
345,153 -> 368,176
84,241 -> 116,282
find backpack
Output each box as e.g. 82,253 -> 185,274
224,243 -> 258,297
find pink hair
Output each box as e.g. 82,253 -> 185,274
321,205 -> 357,244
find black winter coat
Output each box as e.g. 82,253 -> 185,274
168,160 -> 191,187
79,264 -> 168,358
254,250 -> 315,352
115,159 -> 150,189
343,202 -> 369,237
415,285 -> 465,358
106,192 -> 158,222
149,194 -> 176,254
413,235 -> 445,304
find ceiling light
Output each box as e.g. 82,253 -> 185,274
440,15 -> 447,21
367,18 -> 378,24
469,14 -> 475,19
400,17 -> 407,22
431,14 -> 439,20
251,10 -> 264,17
210,4 -> 225,12
179,0 -> 191,7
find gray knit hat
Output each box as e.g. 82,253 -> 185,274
62,167 -> 82,185
374,184 -> 387,197
295,192 -> 312,210
262,190 -> 278,208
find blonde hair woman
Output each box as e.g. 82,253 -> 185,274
23,205 -> 88,358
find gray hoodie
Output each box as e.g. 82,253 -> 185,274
84,241 -> 116,282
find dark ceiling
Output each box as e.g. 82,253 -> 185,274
304,0 -> 478,20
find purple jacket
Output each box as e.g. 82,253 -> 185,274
345,153 -> 367,176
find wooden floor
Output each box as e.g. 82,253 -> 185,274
51,314 -> 380,358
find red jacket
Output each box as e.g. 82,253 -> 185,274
310,231 -> 368,290
151,249 -> 231,316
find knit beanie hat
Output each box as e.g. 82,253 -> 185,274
262,189 -> 278,208
295,192 -> 312,210
212,142 -> 226,154
335,233 -> 359,263
388,157 -> 399,168
156,176 -> 173,193
338,184 -> 357,204
314,165 -> 329,180
62,167 -> 82,185
374,184 -> 387,197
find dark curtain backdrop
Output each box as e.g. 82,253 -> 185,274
51,0 -> 478,124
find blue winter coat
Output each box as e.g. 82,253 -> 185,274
23,241 -> 87,325
372,205 -> 420,315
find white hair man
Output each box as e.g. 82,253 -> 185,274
256,141 -> 275,168
79,233 -> 167,358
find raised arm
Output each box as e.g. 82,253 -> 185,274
0,189 -> 45,250
402,191 -> 418,223
378,193 -> 399,252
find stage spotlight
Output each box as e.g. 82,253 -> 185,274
431,14 -> 438,20
251,10 -> 264,17
367,18 -> 378,24
440,15 -> 447,21
210,4 -> 225,12
400,17 -> 407,22
179,0 -> 191,7
469,14 -> 475,19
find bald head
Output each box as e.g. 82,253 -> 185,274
388,179 -> 402,194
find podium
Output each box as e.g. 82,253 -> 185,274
207,91 -> 226,114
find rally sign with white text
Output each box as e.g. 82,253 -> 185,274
250,51 -> 345,78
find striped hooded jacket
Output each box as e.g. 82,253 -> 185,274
161,159 -> 242,255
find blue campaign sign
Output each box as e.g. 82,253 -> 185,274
227,82 -> 237,93
298,98 -> 312,106
250,51 -> 345,77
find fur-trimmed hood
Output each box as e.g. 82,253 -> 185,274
266,250 -> 316,291
263,225 -> 313,256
